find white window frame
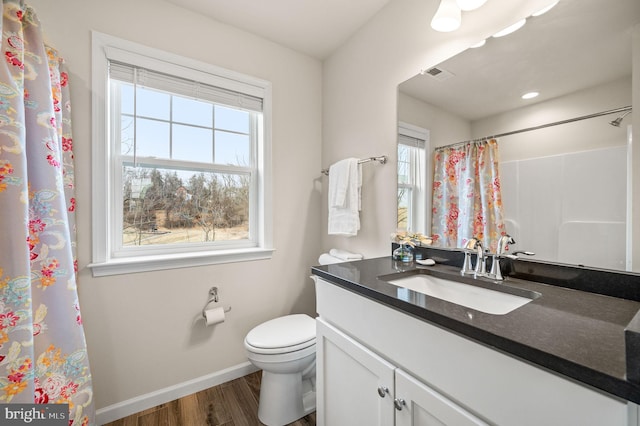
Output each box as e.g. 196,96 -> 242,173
89,31 -> 273,276
398,122 -> 430,234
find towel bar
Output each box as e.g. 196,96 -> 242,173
321,155 -> 387,176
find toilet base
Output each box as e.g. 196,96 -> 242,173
257,370 -> 316,426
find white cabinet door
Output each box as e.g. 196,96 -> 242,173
316,318 -> 396,426
395,369 -> 489,426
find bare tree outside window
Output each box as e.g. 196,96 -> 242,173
122,167 -> 249,246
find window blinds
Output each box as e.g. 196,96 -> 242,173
109,60 -> 263,112
398,133 -> 426,149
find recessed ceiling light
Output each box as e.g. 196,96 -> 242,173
532,1 -> 559,17
522,92 -> 539,100
492,19 -> 526,38
470,39 -> 486,48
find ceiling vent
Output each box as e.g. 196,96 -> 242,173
423,67 -> 455,82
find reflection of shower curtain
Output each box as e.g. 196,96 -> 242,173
431,139 -> 505,252
0,1 -> 94,424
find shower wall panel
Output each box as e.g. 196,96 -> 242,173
500,146 -> 627,269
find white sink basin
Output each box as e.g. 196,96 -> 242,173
387,274 -> 534,315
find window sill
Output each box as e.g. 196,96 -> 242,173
87,247 -> 275,277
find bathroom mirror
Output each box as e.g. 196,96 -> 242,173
397,0 -> 640,271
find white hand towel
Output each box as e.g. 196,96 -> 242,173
328,159 -> 351,208
318,253 -> 345,265
328,158 -> 361,236
329,249 -> 363,261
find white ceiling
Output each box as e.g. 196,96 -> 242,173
399,0 -> 640,121
164,0 -> 394,59
163,0 -> 639,119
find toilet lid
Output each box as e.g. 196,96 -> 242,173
245,314 -> 316,350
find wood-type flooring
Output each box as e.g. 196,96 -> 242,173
103,371 -> 316,426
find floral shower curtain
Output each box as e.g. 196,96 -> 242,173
431,139 -> 506,252
0,1 -> 94,424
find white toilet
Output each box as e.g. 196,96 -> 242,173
244,313 -> 316,426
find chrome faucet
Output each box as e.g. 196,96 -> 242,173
461,238 -> 477,275
490,234 -> 515,281
512,250 -> 535,257
489,253 -> 503,280
497,235 -> 515,255
473,240 -> 487,278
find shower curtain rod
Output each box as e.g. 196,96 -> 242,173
436,105 -> 632,150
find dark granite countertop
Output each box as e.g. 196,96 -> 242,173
311,254 -> 640,404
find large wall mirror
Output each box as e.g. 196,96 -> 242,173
398,0 -> 640,272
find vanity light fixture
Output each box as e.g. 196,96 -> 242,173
456,0 -> 487,11
532,1 -> 559,17
492,18 -> 526,38
431,0 -> 490,33
522,91 -> 539,100
430,0 -> 462,32
470,39 -> 486,48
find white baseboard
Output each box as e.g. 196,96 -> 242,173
96,361 -> 259,425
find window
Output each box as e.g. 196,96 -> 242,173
397,122 -> 429,234
90,32 -> 273,276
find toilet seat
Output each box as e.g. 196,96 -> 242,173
245,314 -> 316,355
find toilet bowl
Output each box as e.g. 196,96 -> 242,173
244,314 -> 316,426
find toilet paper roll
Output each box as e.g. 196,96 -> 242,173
204,306 -> 226,326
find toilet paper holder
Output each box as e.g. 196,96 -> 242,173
202,286 -> 232,317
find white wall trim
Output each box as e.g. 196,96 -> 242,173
398,121 -> 429,141
96,362 -> 259,425
90,30 -> 274,275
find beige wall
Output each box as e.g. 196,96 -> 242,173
29,0 -> 322,412
475,77 -> 632,162
321,0 -> 553,258
26,0 -> 614,417
398,91 -> 472,148
400,78 -> 633,159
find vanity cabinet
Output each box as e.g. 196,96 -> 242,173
314,277 -> 636,426
395,368 -> 488,426
316,318 -> 395,425
317,318 -> 487,426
